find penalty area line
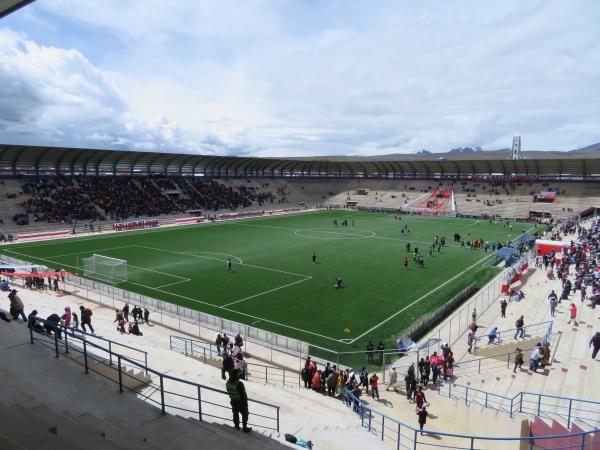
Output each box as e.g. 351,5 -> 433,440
223,276 -> 312,307
1,248 -> 345,344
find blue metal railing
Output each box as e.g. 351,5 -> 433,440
342,388 -> 600,450
28,318 -> 280,433
67,324 -> 149,372
169,335 -> 301,387
437,382 -> 600,430
454,346 -> 538,375
471,320 -> 553,351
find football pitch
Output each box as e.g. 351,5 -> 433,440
0,210 -> 532,356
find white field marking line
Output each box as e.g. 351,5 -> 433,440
294,229 -> 376,240
127,264 -> 190,281
347,251 -> 497,344
184,251 -> 243,265
48,245 -> 138,259
6,209 -> 326,251
3,248 -> 189,283
295,228 -> 375,238
155,279 -> 192,289
372,235 -> 462,248
223,276 -> 313,307
132,245 -> 312,279
3,248 -> 344,343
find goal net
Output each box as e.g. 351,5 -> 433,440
82,254 -> 128,284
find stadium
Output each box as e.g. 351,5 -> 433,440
1,2 -> 600,450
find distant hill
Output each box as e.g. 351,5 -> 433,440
281,143 -> 600,161
448,146 -> 482,154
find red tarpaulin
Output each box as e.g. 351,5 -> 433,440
0,271 -> 72,278
536,192 -> 557,200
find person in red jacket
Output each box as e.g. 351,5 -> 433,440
369,373 -> 379,400
568,303 -> 578,326
414,386 -> 427,408
311,370 -> 321,392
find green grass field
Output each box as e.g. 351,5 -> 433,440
0,211 -> 531,359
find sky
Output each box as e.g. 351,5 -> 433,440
0,0 -> 599,157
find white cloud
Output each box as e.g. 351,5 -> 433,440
1,0 -> 600,156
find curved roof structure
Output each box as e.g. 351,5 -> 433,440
0,144 -> 598,178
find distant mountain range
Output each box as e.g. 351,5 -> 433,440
282,143 -> 600,161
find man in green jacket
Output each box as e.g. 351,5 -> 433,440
226,368 -> 252,432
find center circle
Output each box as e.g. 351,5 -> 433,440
294,228 -> 376,240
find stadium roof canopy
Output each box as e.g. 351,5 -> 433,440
0,144 -> 599,178
0,0 -> 35,19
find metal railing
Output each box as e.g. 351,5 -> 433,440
453,347 -> 536,375
438,382 -> 600,431
0,254 -> 308,360
28,317 -> 281,433
169,335 -> 302,387
67,325 -> 149,372
471,320 -> 553,352
342,387 -> 600,450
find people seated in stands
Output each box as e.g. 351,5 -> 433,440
17,176 -> 278,224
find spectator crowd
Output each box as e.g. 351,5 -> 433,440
14,176 -> 278,225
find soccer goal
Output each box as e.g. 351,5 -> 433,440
82,254 -> 128,284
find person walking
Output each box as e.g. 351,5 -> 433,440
417,406 -> 428,435
143,308 -> 150,324
226,258 -> 232,272
414,386 -> 427,409
79,305 -> 94,333
549,295 -> 558,318
387,367 -> 398,391
467,330 -> 475,354
216,333 -> 224,356
8,289 -> 26,322
513,348 -> 524,373
514,316 -> 525,340
234,333 -> 244,352
500,298 -> 508,318
567,303 -> 578,326
590,332 -> 600,359
226,368 -> 252,432
122,303 -> 130,322
529,344 -> 542,373
369,373 -> 379,400
222,352 -> 234,380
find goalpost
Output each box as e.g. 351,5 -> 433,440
82,254 -> 128,284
